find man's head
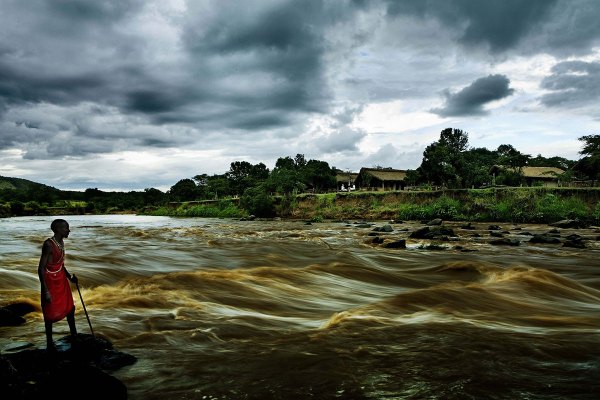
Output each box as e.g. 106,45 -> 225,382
50,219 -> 70,238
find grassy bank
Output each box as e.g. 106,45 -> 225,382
290,188 -> 600,224
143,200 -> 246,218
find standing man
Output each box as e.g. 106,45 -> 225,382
38,219 -> 78,351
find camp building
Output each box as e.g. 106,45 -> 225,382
489,165 -> 565,187
354,167 -> 407,191
336,172 -> 359,191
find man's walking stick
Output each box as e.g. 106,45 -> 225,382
75,280 -> 95,337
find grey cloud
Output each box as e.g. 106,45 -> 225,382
432,74 -> 514,117
0,102 -> 194,158
46,0 -> 142,21
316,127 -> 366,154
384,0 -> 558,53
540,61 -> 600,108
383,0 -> 600,57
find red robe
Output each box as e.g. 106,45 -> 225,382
42,239 -> 75,322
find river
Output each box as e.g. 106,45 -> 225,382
1,215 -> 599,399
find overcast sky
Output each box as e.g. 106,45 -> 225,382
1,0 -> 599,191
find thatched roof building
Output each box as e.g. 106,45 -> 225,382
336,172 -> 359,191
355,168 -> 407,191
490,165 -> 565,187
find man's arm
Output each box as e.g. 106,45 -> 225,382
63,266 -> 78,283
38,240 -> 52,302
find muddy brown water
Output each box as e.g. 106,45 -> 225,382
1,215 -> 599,399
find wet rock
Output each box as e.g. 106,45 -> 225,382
384,240 -> 406,249
549,219 -> 588,229
368,232 -> 381,236
371,225 -> 393,233
0,302 -> 36,327
489,231 -> 503,238
517,231 -> 533,236
488,225 -> 502,231
529,234 -> 561,244
409,226 -> 455,240
0,333 -> 135,399
460,222 -> 475,230
565,234 -> 583,241
563,234 -> 586,249
355,223 -> 372,228
380,224 -> 394,232
563,239 -> 586,249
372,237 -> 384,244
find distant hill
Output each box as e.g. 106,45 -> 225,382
0,176 -> 61,193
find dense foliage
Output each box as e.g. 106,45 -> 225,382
1,130 -> 598,219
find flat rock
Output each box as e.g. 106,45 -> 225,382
0,333 -> 136,399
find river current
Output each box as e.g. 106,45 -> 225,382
1,215 -> 599,399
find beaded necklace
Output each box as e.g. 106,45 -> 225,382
46,237 -> 65,274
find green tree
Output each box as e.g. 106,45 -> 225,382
205,175 -> 231,199
575,134 -> 600,182
225,161 -> 270,196
169,179 -> 199,201
529,154 -> 575,170
417,128 -> 470,188
143,188 -> 166,205
275,156 -> 296,170
496,144 -> 531,170
301,159 -> 336,192
240,186 -> 275,217
404,169 -> 420,186
294,154 -> 307,169
462,147 -> 497,188
266,168 -> 304,195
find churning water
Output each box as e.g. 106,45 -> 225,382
1,215 -> 599,399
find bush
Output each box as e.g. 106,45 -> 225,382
10,201 -> 25,216
240,187 -> 275,217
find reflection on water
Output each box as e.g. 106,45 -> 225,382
1,215 -> 600,399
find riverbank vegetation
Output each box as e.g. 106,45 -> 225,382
2,129 -> 599,223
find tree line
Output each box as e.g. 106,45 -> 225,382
1,128 -> 599,217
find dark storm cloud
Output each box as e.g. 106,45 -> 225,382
383,0 -> 600,56
0,61 -> 107,107
432,74 -> 515,117
540,61 -> 600,108
384,0 -> 558,52
181,1 -> 339,121
2,0 -> 600,167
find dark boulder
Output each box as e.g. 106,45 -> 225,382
0,302 -> 36,327
529,234 -> 561,244
460,222 -> 475,230
549,219 -> 588,229
410,226 -> 455,240
0,334 -> 136,399
384,240 -> 406,249
372,237 -> 384,244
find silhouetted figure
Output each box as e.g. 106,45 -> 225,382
38,219 -> 78,350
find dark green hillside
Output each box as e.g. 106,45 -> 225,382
0,176 -> 60,193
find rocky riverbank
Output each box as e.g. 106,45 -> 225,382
1,303 -> 136,399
